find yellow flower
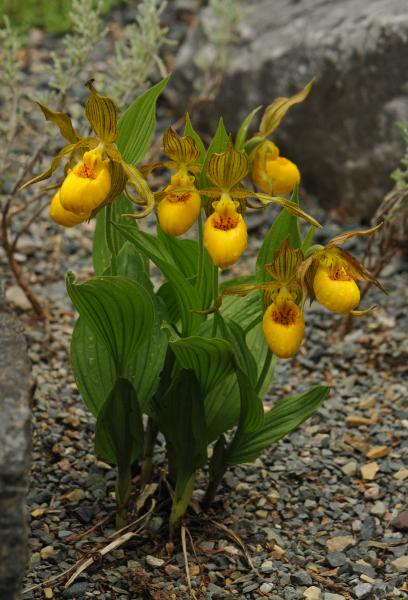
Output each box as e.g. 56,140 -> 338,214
313,264 -> 360,314
204,193 -> 247,268
60,148 -> 111,215
157,170 -> 201,236
49,191 -> 90,227
251,140 -> 300,195
262,299 -> 305,358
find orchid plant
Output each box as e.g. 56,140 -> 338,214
22,78 -> 383,529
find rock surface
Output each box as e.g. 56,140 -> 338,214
174,0 -> 408,218
0,311 -> 32,599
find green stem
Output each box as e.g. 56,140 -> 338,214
255,349 -> 276,394
169,472 -> 196,531
196,211 -> 204,285
115,463 -> 131,530
211,265 -> 219,337
202,435 -> 227,509
105,204 -> 117,275
202,467 -> 225,509
141,417 -> 158,486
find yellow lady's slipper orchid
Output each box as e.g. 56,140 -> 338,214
49,191 -> 90,227
157,170 -> 201,236
313,264 -> 360,314
263,299 -> 305,358
60,148 -> 111,215
204,193 -> 247,268
251,140 -> 300,196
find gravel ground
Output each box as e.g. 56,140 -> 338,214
1,210 -> 406,600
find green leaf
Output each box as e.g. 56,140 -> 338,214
199,117 -> 229,189
71,318 -> 116,417
235,105 -> 262,151
301,225 -> 315,254
118,76 -> 170,164
218,318 -> 258,387
221,290 -> 263,333
66,273 -> 154,374
158,228 -> 214,309
95,378 -> 144,466
184,113 -> 206,164
217,316 -> 263,432
72,309 -> 167,417
205,373 -> 240,442
169,335 -> 234,394
93,194 -> 135,276
154,372 -> 207,478
246,322 -> 277,396
113,223 -> 205,335
256,184 -> 302,283
115,241 -> 151,286
227,385 -> 330,464
236,369 -> 264,432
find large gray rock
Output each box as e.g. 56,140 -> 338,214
174,0 -> 408,219
0,310 -> 32,599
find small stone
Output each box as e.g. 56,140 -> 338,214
260,559 -> 274,573
31,507 -> 46,518
360,516 -> 377,540
44,589 -> 53,599
364,484 -> 380,499
63,582 -> 90,598
40,545 -> 54,559
267,490 -> 280,502
256,509 -> 268,519
303,587 -> 322,600
341,460 -> 357,477
323,594 -> 345,600
272,544 -> 285,559
370,501 -> 386,516
146,555 -> 165,568
391,556 -> 408,573
326,552 -> 347,567
291,570 -> 313,586
326,535 -> 356,553
260,582 -> 273,594
359,397 -> 376,410
360,462 -> 380,480
365,445 -> 389,459
164,564 -> 180,576
30,552 -> 41,567
353,582 -> 372,599
61,488 -> 86,503
5,285 -> 31,310
391,511 -> 408,531
394,468 -> 408,481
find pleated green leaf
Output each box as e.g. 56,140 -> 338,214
71,317 -> 116,417
170,336 -> 234,394
95,378 -> 144,466
114,223 -> 204,335
67,273 -> 154,374
235,105 -> 262,151
227,385 -> 330,464
118,76 -> 170,164
154,372 -> 207,479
